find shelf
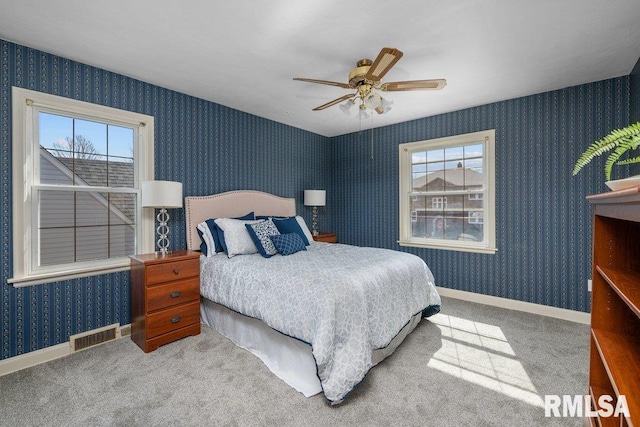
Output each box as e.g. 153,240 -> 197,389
590,386 -> 621,427
591,329 -> 640,426
596,266 -> 640,318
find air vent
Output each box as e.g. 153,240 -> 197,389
69,323 -> 120,352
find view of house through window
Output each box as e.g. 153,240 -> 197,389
411,145 -> 484,242
38,112 -> 136,265
399,129 -> 496,254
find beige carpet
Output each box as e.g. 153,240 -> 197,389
0,296 -> 589,426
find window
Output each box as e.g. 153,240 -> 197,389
468,211 -> 483,224
398,129 -> 496,254
10,88 -> 155,286
432,197 -> 448,209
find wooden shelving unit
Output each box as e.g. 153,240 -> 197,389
587,186 -> 640,426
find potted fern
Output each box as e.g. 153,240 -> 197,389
572,121 -> 640,188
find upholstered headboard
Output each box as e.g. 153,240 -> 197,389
184,190 -> 296,251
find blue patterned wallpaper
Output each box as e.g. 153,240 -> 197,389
1,36 -> 637,361
0,39 -> 327,360
326,78 -> 630,313
632,58 -> 640,123
632,59 -> 640,175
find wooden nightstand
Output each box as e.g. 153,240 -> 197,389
313,232 -> 337,243
129,250 -> 201,353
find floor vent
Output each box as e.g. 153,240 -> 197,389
70,323 -> 120,352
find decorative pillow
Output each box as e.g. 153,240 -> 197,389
197,212 -> 255,255
214,218 -> 262,258
245,219 -> 281,258
272,216 -> 310,246
270,233 -> 307,256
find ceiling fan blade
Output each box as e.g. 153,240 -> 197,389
365,47 -> 403,82
293,78 -> 352,89
312,93 -> 356,111
380,79 -> 447,91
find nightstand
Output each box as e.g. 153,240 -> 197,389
313,232 -> 337,243
129,250 -> 201,353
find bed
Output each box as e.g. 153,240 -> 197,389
185,190 -> 441,404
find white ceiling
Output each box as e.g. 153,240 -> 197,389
1,1 -> 640,137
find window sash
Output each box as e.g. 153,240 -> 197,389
398,129 -> 496,254
33,186 -> 138,270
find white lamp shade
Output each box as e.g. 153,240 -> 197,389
304,190 -> 326,207
141,181 -> 183,208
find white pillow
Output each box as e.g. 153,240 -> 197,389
295,216 -> 315,245
197,221 -> 217,257
214,218 -> 262,258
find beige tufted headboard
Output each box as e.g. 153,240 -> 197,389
184,190 -> 296,251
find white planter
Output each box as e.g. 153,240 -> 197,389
605,174 -> 640,191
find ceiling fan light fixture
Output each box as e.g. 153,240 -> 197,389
340,99 -> 354,116
364,92 -> 382,110
375,97 -> 393,114
359,107 -> 370,120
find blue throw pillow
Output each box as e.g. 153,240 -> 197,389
197,212 -> 254,255
272,216 -> 310,246
256,215 -> 289,220
245,219 -> 280,258
270,233 -> 307,256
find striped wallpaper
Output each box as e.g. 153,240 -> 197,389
632,61 -> 640,175
1,37 -> 637,360
326,77 -> 631,313
0,39 -> 327,360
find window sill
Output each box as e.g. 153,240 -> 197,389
398,240 -> 498,254
8,261 -> 131,287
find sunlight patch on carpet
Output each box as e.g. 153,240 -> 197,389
427,313 -> 545,408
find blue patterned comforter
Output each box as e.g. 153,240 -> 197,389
199,242 -> 441,403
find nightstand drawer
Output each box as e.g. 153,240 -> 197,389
146,278 -> 200,312
146,258 -> 199,285
146,300 -> 200,339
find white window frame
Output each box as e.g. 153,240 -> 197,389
398,129 -> 497,254
9,87 -> 155,287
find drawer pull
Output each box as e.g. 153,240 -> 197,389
170,291 -> 181,298
170,316 -> 181,324
173,269 -> 180,275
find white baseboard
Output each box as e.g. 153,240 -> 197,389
436,287 -> 591,325
0,323 -> 131,377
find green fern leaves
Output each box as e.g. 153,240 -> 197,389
572,122 -> 640,181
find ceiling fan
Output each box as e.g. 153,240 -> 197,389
294,47 -> 446,116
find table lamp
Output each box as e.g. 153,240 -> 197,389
304,190 -> 326,236
142,180 -> 183,254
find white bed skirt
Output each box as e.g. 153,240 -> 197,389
200,297 -> 424,398
200,297 -> 322,396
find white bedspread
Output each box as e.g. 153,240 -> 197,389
199,242 -> 441,403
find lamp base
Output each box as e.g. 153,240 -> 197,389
156,208 -> 172,254
311,206 -> 319,236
